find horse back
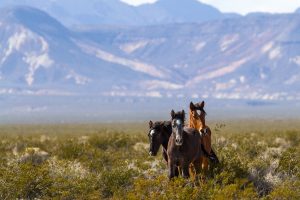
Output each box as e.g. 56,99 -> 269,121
183,127 -> 201,137
183,127 -> 201,151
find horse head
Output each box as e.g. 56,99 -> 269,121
194,101 -> 207,115
148,120 -> 165,156
190,101 -> 207,129
190,102 -> 200,119
171,110 -> 185,146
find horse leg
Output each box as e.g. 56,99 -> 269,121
198,156 -> 207,182
175,166 -> 180,177
189,164 -> 195,180
162,149 -> 168,163
168,160 -> 175,180
202,157 -> 209,172
182,162 -> 190,179
193,159 -> 201,175
193,158 -> 201,184
201,132 -> 211,171
199,156 -> 204,170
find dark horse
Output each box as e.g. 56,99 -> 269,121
148,120 -> 181,176
148,120 -> 172,161
167,110 -> 203,179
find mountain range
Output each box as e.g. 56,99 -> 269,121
0,0 -> 239,26
0,1 -> 300,121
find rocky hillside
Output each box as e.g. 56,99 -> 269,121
1,7 -> 300,101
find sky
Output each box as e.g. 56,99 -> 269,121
120,0 -> 300,15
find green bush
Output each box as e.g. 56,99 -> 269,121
0,163 -> 52,199
267,180 -> 300,200
100,167 -> 137,199
277,147 -> 300,176
0,123 -> 299,199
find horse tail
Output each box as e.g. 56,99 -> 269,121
201,144 -> 219,164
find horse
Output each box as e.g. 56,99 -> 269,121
148,120 -> 181,176
148,120 -> 172,161
189,101 -> 219,172
167,110 -> 203,179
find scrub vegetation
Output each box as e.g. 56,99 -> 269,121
0,120 -> 299,199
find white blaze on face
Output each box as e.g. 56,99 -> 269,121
176,119 -> 182,126
175,119 -> 183,141
150,129 -> 155,136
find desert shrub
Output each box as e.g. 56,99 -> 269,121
56,139 -> 86,160
79,148 -> 112,172
0,163 -> 52,199
127,175 -> 166,199
100,167 -> 137,199
212,182 -> 258,200
0,123 -> 299,199
276,147 -> 300,177
128,176 -> 209,200
285,131 -> 300,147
213,147 -> 248,184
266,180 -> 300,200
0,159 -> 103,199
88,133 -> 137,151
49,171 -> 101,199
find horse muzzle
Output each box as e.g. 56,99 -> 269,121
175,138 -> 183,146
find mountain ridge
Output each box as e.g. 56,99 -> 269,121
1,6 -> 300,102
0,0 -> 240,26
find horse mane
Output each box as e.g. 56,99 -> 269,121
188,109 -> 196,128
191,101 -> 207,115
152,120 -> 169,126
171,110 -> 185,124
152,121 -> 172,133
199,107 -> 207,116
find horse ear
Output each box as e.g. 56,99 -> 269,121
190,102 -> 196,110
171,110 -> 175,119
182,110 -> 185,121
149,120 -> 153,128
199,101 -> 207,115
200,101 -> 205,108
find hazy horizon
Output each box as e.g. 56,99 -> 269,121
121,0 -> 300,14
1,0 -> 300,123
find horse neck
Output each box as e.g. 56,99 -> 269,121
189,111 -> 197,128
189,110 -> 205,130
161,122 -> 172,150
199,112 -> 206,128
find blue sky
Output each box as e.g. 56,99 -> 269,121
121,0 -> 300,15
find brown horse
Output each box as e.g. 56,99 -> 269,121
167,110 -> 203,179
189,101 -> 219,172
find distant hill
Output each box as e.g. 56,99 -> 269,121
0,0 -> 239,26
0,6 -> 163,94
136,0 -> 232,24
1,6 -> 300,102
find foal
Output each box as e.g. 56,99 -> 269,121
189,101 -> 219,172
167,110 -> 202,179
